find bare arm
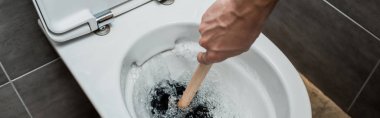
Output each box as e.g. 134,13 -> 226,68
198,0 -> 278,64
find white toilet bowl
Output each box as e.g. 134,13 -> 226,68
33,0 -> 311,117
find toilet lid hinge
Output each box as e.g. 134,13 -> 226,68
95,9 -> 114,30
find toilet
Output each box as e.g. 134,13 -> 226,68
32,0 -> 311,117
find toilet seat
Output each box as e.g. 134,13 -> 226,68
32,0 -> 311,117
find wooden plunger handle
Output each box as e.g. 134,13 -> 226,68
178,63 -> 212,109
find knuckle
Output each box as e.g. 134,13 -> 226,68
198,28 -> 203,34
208,42 -> 223,52
199,38 -> 208,48
199,24 -> 207,33
198,27 -> 203,33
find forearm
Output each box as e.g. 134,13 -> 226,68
235,0 -> 278,25
197,0 -> 278,64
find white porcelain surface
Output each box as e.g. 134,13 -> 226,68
47,0 -> 311,117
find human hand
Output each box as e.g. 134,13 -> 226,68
197,0 -> 278,64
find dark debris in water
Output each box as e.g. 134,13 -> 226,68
149,80 -> 213,118
185,105 -> 213,118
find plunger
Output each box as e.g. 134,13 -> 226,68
178,63 -> 212,109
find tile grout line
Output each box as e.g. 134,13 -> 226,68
0,81 -> 11,88
0,61 -> 10,88
347,59 -> 380,111
12,58 -> 60,82
0,62 -> 33,118
323,0 -> 380,42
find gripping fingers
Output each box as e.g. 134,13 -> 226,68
197,51 -> 228,64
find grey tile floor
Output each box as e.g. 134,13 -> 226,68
0,84 -> 30,118
0,67 -> 7,85
13,59 -> 99,118
0,0 -> 58,79
326,0 -> 380,38
263,0 -> 380,116
348,61 -> 380,117
0,59 -> 100,118
0,0 -> 98,116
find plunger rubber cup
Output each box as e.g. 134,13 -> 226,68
178,63 -> 212,109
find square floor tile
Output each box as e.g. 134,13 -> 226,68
13,60 -> 99,118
